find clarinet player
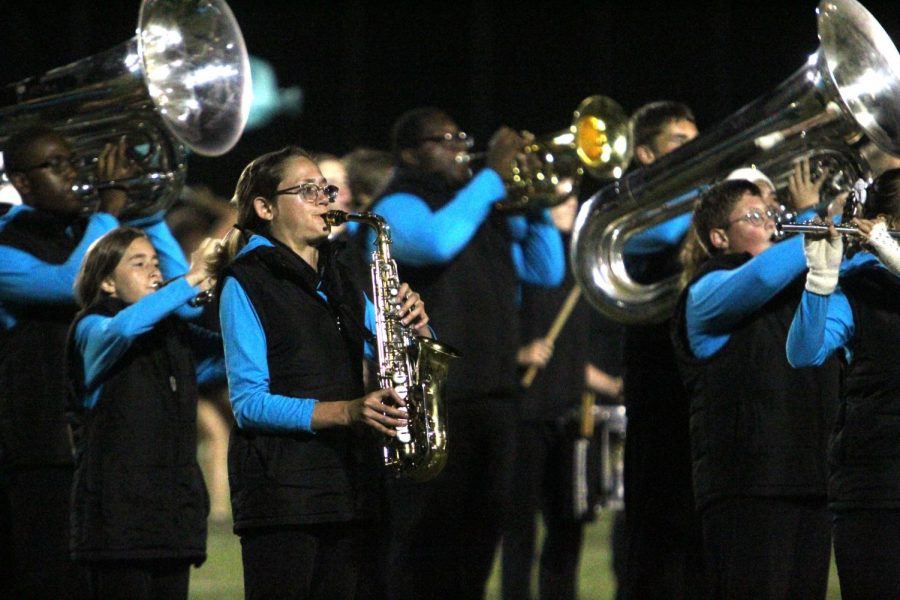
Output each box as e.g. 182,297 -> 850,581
213,146 -> 430,599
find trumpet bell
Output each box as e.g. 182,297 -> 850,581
497,95 -> 632,212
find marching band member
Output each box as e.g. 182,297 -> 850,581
786,168 -> 900,599
66,228 -> 220,599
672,179 -> 842,599
0,126 -> 133,598
213,146 -> 429,599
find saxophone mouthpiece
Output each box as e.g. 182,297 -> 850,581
323,210 -> 349,226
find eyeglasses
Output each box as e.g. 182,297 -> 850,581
21,154 -> 84,175
418,131 -> 474,149
726,207 -> 778,227
274,182 -> 339,204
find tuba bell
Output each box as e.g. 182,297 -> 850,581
0,0 -> 252,219
468,95 -> 632,212
571,0 -> 900,325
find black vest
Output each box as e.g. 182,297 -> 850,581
223,238 -> 377,531
672,253 -> 841,510
0,208 -> 86,466
373,168 -> 520,401
66,298 -> 208,563
828,266 -> 900,509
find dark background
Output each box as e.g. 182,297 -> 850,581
1,0 -> 897,197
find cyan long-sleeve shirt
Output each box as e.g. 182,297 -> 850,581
74,276 -> 224,409
0,207 -> 118,308
785,252 -> 883,367
0,207 -> 201,326
371,169 -> 564,286
219,236 -> 378,434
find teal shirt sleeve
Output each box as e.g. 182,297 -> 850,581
686,236 -> 807,358
219,276 -> 317,433
371,169 -> 506,266
75,276 -> 205,408
507,210 -> 564,286
786,288 -> 855,367
0,210 -> 119,304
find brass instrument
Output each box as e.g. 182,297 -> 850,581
323,210 -> 459,481
461,95 -> 632,211
571,0 -> 900,324
0,0 -> 251,219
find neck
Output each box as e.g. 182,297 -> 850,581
273,232 -> 320,270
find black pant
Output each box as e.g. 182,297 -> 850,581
85,559 -> 191,600
702,497 -> 831,600
0,464 -> 87,600
240,523 -> 362,600
502,420 -> 586,600
386,400 -> 517,600
833,508 -> 900,600
622,405 -> 708,599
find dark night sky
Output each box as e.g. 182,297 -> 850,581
1,0 -> 897,197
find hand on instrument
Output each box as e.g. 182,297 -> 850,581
788,157 -> 827,212
853,217 -> 900,275
517,338 -> 554,368
185,237 -> 221,292
97,136 -> 139,216
395,283 -> 431,337
486,126 -> 529,177
347,388 -> 408,436
803,217 -> 843,295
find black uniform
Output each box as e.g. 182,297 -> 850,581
373,169 -> 523,600
828,267 -> 900,599
66,297 -> 209,598
222,237 -> 379,599
672,253 -> 840,600
0,208 -> 94,598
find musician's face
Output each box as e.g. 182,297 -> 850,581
260,157 -> 332,249
11,133 -> 84,215
638,118 -> 698,165
717,193 -> 777,256
413,117 -> 471,185
101,236 -> 162,305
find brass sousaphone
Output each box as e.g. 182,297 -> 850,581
571,0 -> 900,324
0,0 -> 252,218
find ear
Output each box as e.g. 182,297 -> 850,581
253,196 -> 275,222
8,172 -> 31,199
99,276 -> 117,297
709,227 -> 729,251
634,144 -> 655,166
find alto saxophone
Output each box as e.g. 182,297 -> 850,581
324,210 -> 459,481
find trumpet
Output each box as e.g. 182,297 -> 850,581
461,96 -> 632,211
777,222 -> 900,238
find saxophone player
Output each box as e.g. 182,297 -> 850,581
213,146 -> 430,599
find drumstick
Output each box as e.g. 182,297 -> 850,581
520,285 -> 582,388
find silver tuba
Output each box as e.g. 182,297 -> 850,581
323,210 -> 460,482
571,0 -> 900,324
0,0 -> 251,218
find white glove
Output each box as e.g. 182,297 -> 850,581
867,221 -> 900,276
803,233 -> 843,295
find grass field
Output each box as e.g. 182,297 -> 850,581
188,510 -> 844,599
